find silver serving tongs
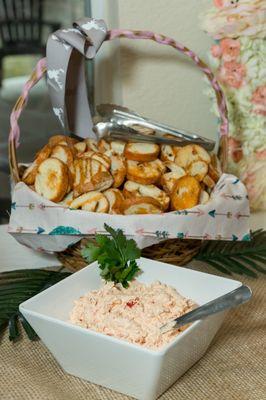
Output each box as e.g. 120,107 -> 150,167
93,104 -> 215,151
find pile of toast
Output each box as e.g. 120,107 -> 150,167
21,134 -> 222,214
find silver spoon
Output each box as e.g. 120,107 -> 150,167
160,285 -> 252,334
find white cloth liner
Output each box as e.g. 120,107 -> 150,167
8,173 -> 250,253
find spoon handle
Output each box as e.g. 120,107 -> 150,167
161,285 -> 252,333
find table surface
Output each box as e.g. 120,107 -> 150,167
0,212 -> 265,400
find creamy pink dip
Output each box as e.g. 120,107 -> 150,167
70,280 -> 194,350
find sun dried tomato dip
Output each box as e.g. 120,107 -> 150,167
70,280 -> 195,349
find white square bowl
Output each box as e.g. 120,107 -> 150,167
19,258 -> 241,400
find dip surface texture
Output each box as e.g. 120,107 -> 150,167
70,280 -> 194,349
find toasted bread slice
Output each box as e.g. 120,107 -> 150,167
170,176 -> 201,210
35,143 -> 53,163
110,141 -> 125,155
48,135 -> 67,147
203,174 -> 216,189
79,151 -> 111,170
187,161 -> 208,182
175,144 -> 211,168
91,169 -> 114,192
48,135 -> 76,148
60,191 -> 74,207
70,191 -> 109,213
124,142 -> 160,162
74,141 -> 87,154
161,170 -> 186,193
161,144 -> 180,162
22,144 -> 52,185
51,144 -> 74,166
51,144 -> 75,191
35,158 -> 69,202
164,161 -> 186,174
104,188 -> 124,214
126,159 -> 165,185
98,139 -> 111,153
91,152 -> 111,170
77,150 -> 94,159
208,154 -> 222,183
73,158 -> 95,197
123,181 -> 170,211
110,155 -> 126,188
122,197 -> 163,215
85,138 -> 99,152
73,158 -> 113,197
199,190 -> 210,205
22,162 -> 38,185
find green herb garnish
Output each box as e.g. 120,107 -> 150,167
81,224 -> 141,287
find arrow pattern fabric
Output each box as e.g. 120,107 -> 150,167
8,174 -> 250,252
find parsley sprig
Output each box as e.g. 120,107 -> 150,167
81,224 -> 141,288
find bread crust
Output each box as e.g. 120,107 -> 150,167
187,161 -> 208,182
22,144 -> 52,185
85,138 -> 99,152
104,188 -> 124,214
126,159 -> 165,185
110,155 -> 126,188
208,155 -> 221,183
74,141 -> 86,154
203,174 -> 216,189
123,181 -> 170,211
199,190 -> 210,205
73,158 -> 113,197
70,191 -> 109,213
122,196 -> 163,215
98,139 -> 111,153
170,176 -> 201,211
110,141 -> 125,155
35,157 -> 69,202
124,142 -> 160,162
175,144 -> 211,169
161,144 -> 180,162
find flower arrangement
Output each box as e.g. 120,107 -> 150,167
201,0 -> 266,210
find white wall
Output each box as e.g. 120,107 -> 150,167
94,0 -> 217,141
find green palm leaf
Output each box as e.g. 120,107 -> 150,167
0,269 -> 71,342
196,229 -> 266,277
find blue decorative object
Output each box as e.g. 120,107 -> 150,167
242,233 -> 251,241
155,230 -> 169,239
36,227 -> 45,234
208,210 -> 216,218
49,226 -> 82,235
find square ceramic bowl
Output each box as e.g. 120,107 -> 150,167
20,258 -> 241,400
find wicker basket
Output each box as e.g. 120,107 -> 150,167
8,25 -> 229,267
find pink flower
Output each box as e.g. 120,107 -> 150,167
256,149 -> 266,160
251,86 -> 266,116
213,0 -> 239,8
252,86 -> 266,105
211,44 -> 222,58
220,38 -> 240,61
213,0 -> 226,8
228,137 -> 243,163
219,61 -> 246,88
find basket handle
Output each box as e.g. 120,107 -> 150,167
9,29 -> 229,183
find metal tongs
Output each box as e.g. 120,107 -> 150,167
93,104 -> 215,151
